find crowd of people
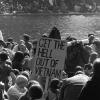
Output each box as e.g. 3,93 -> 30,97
0,26 -> 100,100
0,0 -> 96,14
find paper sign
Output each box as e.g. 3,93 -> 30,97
33,37 -> 67,79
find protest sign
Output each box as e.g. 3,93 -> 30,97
33,37 -> 67,79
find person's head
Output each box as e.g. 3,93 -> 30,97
6,42 -> 13,49
92,58 -> 100,77
19,39 -> 25,45
75,66 -> 84,72
21,70 -> 30,80
15,75 -> 28,88
74,66 -> 84,75
89,52 -> 98,64
29,84 -> 43,100
84,63 -> 93,76
27,80 -> 41,89
13,51 -> 24,62
88,33 -> 95,44
49,78 -> 61,94
48,26 -> 61,39
7,37 -> 13,43
23,34 -> 30,42
12,69 -> 20,76
0,52 -> 8,65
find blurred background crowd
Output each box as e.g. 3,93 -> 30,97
0,0 -> 99,14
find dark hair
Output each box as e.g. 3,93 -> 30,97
49,78 -> 60,90
93,58 -> 100,76
6,42 -> 12,47
88,34 -> 94,37
27,80 -> 40,89
48,27 -> 61,39
13,51 -> 24,62
23,34 -> 30,41
0,52 -> 8,62
12,69 -> 20,76
29,85 -> 43,99
75,66 -> 83,72
7,37 -> 13,42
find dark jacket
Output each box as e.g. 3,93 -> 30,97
78,76 -> 100,100
59,73 -> 89,100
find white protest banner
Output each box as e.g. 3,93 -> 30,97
33,37 -> 67,79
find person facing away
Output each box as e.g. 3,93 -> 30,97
78,58 -> 100,100
12,51 -> 25,71
59,66 -> 89,100
48,26 -> 61,40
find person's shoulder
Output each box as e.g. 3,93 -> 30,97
7,85 -> 16,94
63,74 -> 89,85
19,94 -> 29,100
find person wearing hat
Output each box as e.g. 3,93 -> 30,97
7,75 -> 28,100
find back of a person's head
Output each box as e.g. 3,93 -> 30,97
75,66 -> 83,72
93,58 -> 100,76
0,52 -> 8,62
13,51 -> 24,62
29,84 -> 43,100
74,66 -> 84,75
50,78 -> 60,90
27,80 -> 41,89
48,26 -> 61,39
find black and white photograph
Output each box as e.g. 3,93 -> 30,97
0,0 -> 100,100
